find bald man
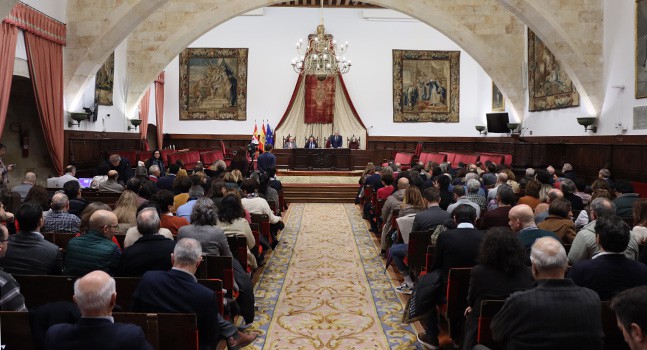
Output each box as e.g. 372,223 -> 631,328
98,170 -> 124,193
508,204 -> 558,254
12,172 -> 36,202
45,270 -> 152,350
43,192 -> 81,233
490,237 -> 603,349
64,210 -> 122,276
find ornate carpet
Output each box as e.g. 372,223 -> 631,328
251,203 -> 419,349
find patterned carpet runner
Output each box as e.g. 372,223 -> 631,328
251,203 -> 419,349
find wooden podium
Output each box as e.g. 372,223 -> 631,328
291,148 -> 351,170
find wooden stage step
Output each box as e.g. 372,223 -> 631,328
283,184 -> 358,203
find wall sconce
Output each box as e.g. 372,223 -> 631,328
577,117 -> 597,133
127,119 -> 143,131
475,125 -> 487,135
507,123 -> 520,134
68,112 -> 90,127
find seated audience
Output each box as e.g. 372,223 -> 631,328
508,204 -> 558,255
25,184 -> 51,217
205,159 -> 226,179
562,163 -> 577,181
113,190 -> 138,232
45,270 -> 152,350
241,179 -> 284,247
172,175 -> 192,211
50,165 -> 79,188
534,188 -> 563,224
145,149 -> 165,177
465,178 -> 487,212
255,172 -> 279,207
267,167 -> 283,191
599,168 -> 614,187
157,163 -> 179,191
229,147 -> 249,176
436,174 -> 454,211
43,192 -> 81,233
376,173 -> 394,200
614,180 -> 640,222
98,170 -> 124,193
379,178 -> 409,250
178,197 -> 231,257
134,166 -> 158,199
490,237 -> 603,349
124,204 -> 174,248
569,198 -> 640,263
416,204 -> 483,348
90,162 -> 110,190
611,286 -> 647,350
568,215 -> 647,300
64,209 -> 121,276
462,227 -> 533,350
176,180 -> 204,223
0,202 -> 62,275
304,136 -> 318,149
0,225 -> 27,311
256,144 -> 276,173
216,193 -> 258,269
119,207 -> 175,277
133,238 -> 258,350
574,178 -> 592,205
107,154 -> 134,186
537,198 -> 577,243
480,184 -> 515,230
12,172 -> 36,202
517,168 -> 535,190
207,179 -> 227,209
447,185 -> 480,217
560,178 -> 584,212
151,190 -> 189,236
63,180 -> 89,218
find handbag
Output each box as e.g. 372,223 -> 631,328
402,269 -> 443,323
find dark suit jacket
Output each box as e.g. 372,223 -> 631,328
119,235 -> 175,277
69,198 -> 90,218
567,253 -> 647,300
516,228 -> 559,254
133,269 -> 221,349
0,231 -> 62,275
412,206 -> 453,232
45,317 -> 152,350
330,135 -> 342,148
479,206 -> 512,230
108,159 -> 134,185
256,152 -> 276,173
491,279 -> 603,350
431,226 -> 484,283
156,174 -> 176,191
304,141 -> 318,149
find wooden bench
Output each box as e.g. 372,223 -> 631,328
446,267 -> 472,346
0,311 -> 197,350
194,255 -> 235,299
43,232 -> 127,251
250,213 -> 273,246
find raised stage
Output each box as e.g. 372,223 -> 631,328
277,170 -> 361,203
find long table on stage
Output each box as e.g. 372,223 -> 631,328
272,148 -> 351,170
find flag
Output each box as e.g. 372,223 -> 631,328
265,122 -> 273,146
259,121 -> 266,152
252,123 -> 259,145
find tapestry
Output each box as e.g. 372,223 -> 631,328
304,75 -> 335,124
179,48 -> 248,120
393,50 -> 460,123
95,52 -> 114,106
636,0 -> 647,98
528,29 -> 579,111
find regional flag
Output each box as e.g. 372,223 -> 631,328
252,123 -> 259,144
265,123 -> 273,146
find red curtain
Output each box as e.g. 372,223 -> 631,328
304,75 -> 335,124
4,3 -> 66,45
0,23 -> 18,138
24,32 -> 64,175
155,72 -> 165,149
139,88 -> 151,147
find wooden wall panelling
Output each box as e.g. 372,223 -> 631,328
65,131 -> 141,177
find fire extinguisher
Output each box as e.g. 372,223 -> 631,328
20,129 -> 29,158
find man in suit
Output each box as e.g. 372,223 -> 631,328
256,144 -> 276,173
156,163 -> 179,191
490,237 -> 603,349
119,208 -> 175,277
283,136 -> 297,149
330,130 -> 343,148
133,238 -> 258,350
0,202 -> 62,275
568,215 -> 647,300
108,154 -> 134,186
611,286 -> 647,350
0,225 -> 27,311
45,270 -> 152,350
417,204 -> 484,349
63,180 -> 89,218
614,180 -> 640,222
479,184 -> 514,230
508,204 -> 558,255
304,136 -> 318,149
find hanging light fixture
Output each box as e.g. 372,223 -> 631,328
291,0 -> 351,81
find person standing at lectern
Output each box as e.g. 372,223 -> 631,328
330,130 -> 343,148
305,136 -> 318,149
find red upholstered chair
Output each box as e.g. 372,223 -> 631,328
479,152 -> 513,167
325,138 -> 332,148
476,300 -> 505,347
440,152 -> 457,165
226,235 -> 249,271
394,152 -> 415,171
446,267 -> 473,344
453,153 -> 479,165
200,150 -> 225,165
419,152 -> 447,165
250,213 -> 273,245
478,154 -> 504,168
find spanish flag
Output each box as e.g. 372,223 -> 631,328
259,121 -> 266,152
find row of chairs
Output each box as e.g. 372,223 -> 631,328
0,311 -> 198,350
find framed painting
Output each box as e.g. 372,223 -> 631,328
492,82 -> 505,111
95,52 -> 114,106
393,50 -> 460,123
179,48 -> 248,120
636,0 -> 647,98
527,29 -> 579,111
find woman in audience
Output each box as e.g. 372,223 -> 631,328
500,168 -> 520,194
145,149 -> 165,176
232,169 -> 244,186
517,179 -> 542,210
399,186 -> 426,217
177,197 -> 231,257
462,227 -> 533,350
172,175 -> 192,212
123,203 -> 173,248
591,178 -> 615,199
150,189 -> 189,236
113,190 -> 138,232
217,193 -> 258,269
207,179 -> 227,209
24,185 -> 51,217
223,172 -> 239,190
631,199 -> 647,244
229,148 -> 249,176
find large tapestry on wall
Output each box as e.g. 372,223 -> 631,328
304,75 -> 335,124
528,29 -> 579,111
636,0 -> 647,98
95,52 -> 114,106
179,48 -> 248,120
393,50 -> 460,123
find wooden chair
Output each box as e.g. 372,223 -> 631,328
227,235 -> 249,270
476,299 -> 505,347
195,255 -> 235,299
407,230 -> 432,278
601,301 -> 630,350
250,213 -> 272,245
425,245 -> 436,273
446,267 -> 473,346
361,185 -> 373,207
0,311 -> 35,350
375,198 -> 386,230
113,312 -> 159,349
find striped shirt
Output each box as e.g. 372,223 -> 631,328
0,269 -> 27,311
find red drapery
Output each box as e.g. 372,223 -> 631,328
138,88 -> 151,150
155,72 -> 165,149
24,32 -> 64,175
304,75 -> 335,124
4,3 -> 66,45
0,22 -> 18,138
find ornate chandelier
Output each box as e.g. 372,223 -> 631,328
291,1 -> 351,81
